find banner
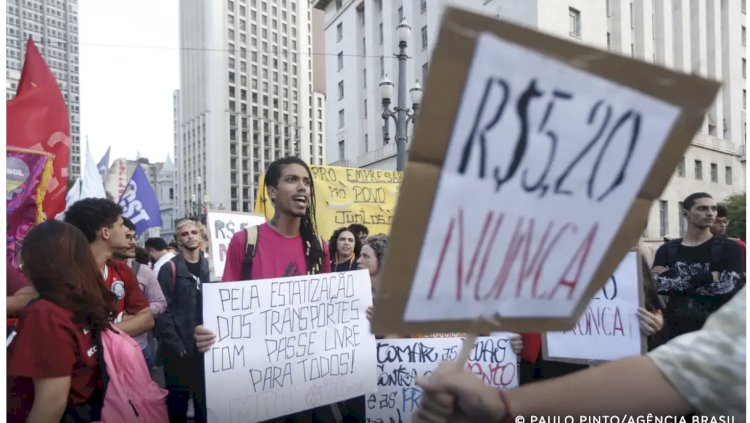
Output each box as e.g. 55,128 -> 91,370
118,164 -> 162,235
544,251 -> 644,363
206,210 -> 266,280
254,165 -> 402,240
97,146 -> 111,176
80,142 -> 107,200
202,270 -> 378,422
7,38 -> 71,219
368,335 -> 518,422
7,147 -> 54,267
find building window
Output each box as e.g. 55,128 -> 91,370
744,89 -> 747,109
710,163 -> 718,182
338,140 -> 345,160
743,26 -> 747,46
364,99 -> 367,118
659,200 -> 669,237
398,7 -> 403,21
743,58 -> 747,78
421,26 -> 428,50
606,0 -> 611,16
421,0 -> 426,13
338,109 -> 345,128
676,157 -> 685,177
380,56 -> 385,77
630,2 -> 635,29
337,22 -> 343,42
725,166 -> 733,184
606,32 -> 611,49
363,68 -> 367,88
569,7 -> 581,38
337,52 -> 343,71
694,160 -> 703,180
678,202 -> 686,236
336,0 -> 342,10
338,80 -> 344,100
379,23 -> 383,45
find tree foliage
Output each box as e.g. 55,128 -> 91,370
721,192 -> 746,241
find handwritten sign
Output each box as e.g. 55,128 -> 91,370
544,251 -> 644,363
254,165 -> 402,240
373,8 -> 719,335
367,335 -> 518,423
202,270 -> 378,422
206,210 -> 266,280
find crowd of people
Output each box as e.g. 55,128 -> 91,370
5,156 -> 745,422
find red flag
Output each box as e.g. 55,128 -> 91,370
6,38 -> 71,219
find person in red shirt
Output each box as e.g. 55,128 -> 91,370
64,198 -> 153,337
8,220 -> 118,423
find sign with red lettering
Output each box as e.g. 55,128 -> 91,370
373,8 -> 719,334
543,251 -> 645,363
206,210 -> 265,280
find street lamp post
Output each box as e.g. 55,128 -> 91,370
380,18 -> 423,171
195,175 -> 205,223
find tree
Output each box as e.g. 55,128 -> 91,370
721,192 -> 746,241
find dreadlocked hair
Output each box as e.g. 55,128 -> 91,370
265,156 -> 325,275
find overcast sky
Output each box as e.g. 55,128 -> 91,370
78,0 -> 179,168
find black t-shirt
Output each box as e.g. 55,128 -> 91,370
185,260 -> 202,279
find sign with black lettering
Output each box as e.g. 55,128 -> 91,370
206,211 -> 266,280
544,251 -> 645,363
373,8 -> 719,335
202,270 -> 378,422
367,335 -> 518,422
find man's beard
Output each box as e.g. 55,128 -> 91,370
182,243 -> 200,252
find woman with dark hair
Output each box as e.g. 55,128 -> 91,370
329,227 -> 362,272
7,220 -> 117,423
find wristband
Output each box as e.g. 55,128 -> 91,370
498,389 -> 513,423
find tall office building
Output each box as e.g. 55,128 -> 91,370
175,0 -> 327,216
316,0 -> 746,241
6,0 -> 82,180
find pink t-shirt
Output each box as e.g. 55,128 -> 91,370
223,223 -> 331,282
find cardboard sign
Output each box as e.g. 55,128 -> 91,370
254,165 -> 402,240
202,270 -> 378,422
544,251 -> 645,363
367,335 -> 518,423
373,8 -> 719,335
206,210 -> 266,280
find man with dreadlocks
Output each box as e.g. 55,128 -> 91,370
194,156 -> 336,422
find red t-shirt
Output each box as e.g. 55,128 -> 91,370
105,260 -> 149,316
223,223 -> 331,282
7,259 -> 30,296
7,299 -> 100,422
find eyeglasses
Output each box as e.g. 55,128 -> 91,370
125,234 -> 139,242
179,229 -> 200,237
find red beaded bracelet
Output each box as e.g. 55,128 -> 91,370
498,389 -> 514,423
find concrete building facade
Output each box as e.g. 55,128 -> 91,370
315,0 -> 746,241
175,0 -> 326,217
6,0 -> 82,179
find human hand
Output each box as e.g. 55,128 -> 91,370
414,362 -> 505,423
509,333 -> 523,356
637,308 -> 664,336
194,325 -> 217,352
711,271 -> 720,282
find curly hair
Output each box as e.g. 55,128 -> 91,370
64,198 -> 123,243
328,227 -> 362,264
365,234 -> 389,269
21,221 -> 117,331
264,156 -> 325,275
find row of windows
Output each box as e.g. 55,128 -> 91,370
676,158 -> 734,184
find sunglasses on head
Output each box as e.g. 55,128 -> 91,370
180,229 -> 200,237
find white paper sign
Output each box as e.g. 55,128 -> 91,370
367,335 -> 518,423
545,251 -> 643,361
404,32 -> 679,321
202,270 -> 378,422
206,211 -> 265,280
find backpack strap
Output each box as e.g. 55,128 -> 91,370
665,238 -> 682,268
131,260 -> 141,277
169,260 -> 177,292
243,226 -> 260,280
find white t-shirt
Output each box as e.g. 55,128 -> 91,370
152,252 -> 176,276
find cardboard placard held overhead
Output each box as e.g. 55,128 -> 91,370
543,250 -> 646,364
206,210 -> 266,280
372,7 -> 719,336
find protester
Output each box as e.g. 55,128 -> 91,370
348,223 -> 369,245
329,226 -> 362,272
636,244 -> 667,350
146,237 -> 176,275
711,203 -> 746,271
64,198 -> 153,337
156,219 -> 211,423
8,221 -> 118,422
651,192 -> 743,340
113,218 -> 166,369
202,156 -> 337,422
358,234 -> 389,307
167,241 -> 180,255
135,247 -> 151,266
414,287 -> 746,421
